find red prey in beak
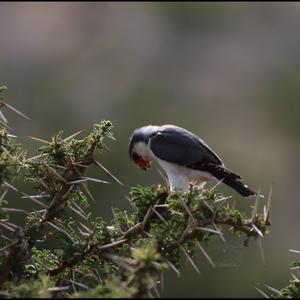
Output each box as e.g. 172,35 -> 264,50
132,153 -> 151,171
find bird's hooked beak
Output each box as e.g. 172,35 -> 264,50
132,152 -> 151,171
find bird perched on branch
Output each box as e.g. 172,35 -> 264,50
129,124 -> 259,197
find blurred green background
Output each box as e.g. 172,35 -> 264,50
1,2 -> 300,297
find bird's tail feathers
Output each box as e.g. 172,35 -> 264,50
202,164 -> 258,197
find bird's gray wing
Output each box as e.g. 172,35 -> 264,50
149,127 -> 222,168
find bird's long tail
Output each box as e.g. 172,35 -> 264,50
202,164 -> 258,197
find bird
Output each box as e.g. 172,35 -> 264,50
129,124 -> 259,197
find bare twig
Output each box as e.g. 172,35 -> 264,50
94,160 -> 123,186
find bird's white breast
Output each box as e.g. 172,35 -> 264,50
149,148 -> 214,192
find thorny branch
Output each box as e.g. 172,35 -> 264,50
0,116 -> 117,289
0,86 -> 272,298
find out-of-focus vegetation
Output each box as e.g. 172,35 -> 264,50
1,2 -> 300,297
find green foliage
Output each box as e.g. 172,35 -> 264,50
3,274 -> 55,298
130,185 -> 168,221
276,279 -> 300,298
0,85 -> 272,298
0,128 -> 22,186
259,258 -> 300,298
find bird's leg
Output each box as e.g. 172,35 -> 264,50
191,179 -> 207,190
168,175 -> 189,193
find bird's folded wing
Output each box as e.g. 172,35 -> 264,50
149,127 -> 222,168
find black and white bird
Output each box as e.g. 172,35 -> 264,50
129,125 -> 258,197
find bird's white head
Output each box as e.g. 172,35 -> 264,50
129,125 -> 158,171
